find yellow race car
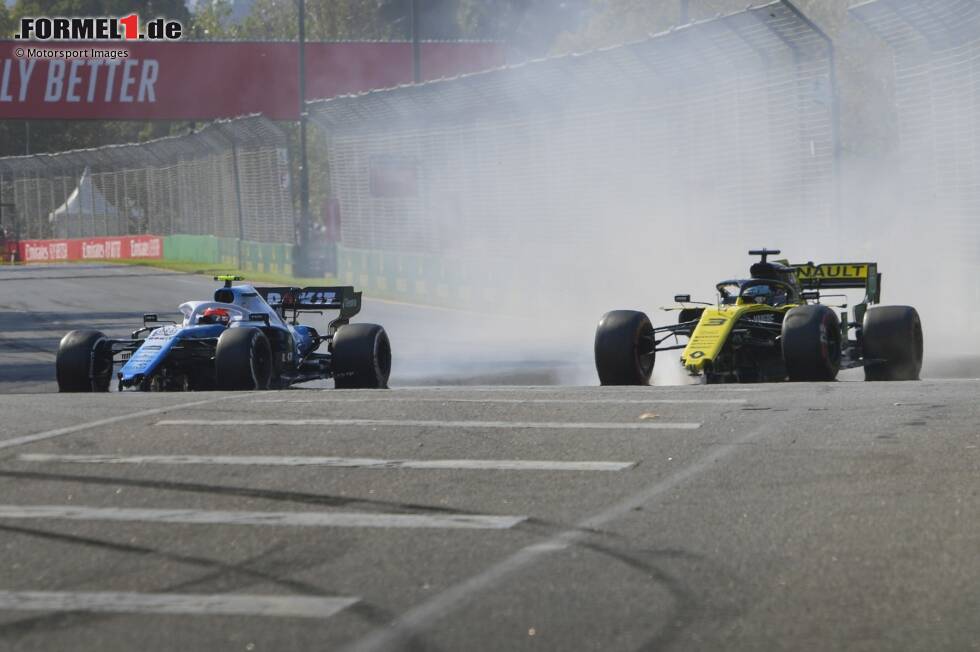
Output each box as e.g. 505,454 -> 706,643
594,249 -> 923,384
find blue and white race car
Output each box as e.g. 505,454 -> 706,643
56,276 -> 391,391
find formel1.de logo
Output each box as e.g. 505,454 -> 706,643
16,16 -> 183,41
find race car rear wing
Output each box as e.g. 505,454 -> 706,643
257,285 -> 362,330
790,262 -> 881,304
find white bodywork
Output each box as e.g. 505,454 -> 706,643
179,293 -> 287,329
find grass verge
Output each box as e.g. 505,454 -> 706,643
1,257 -> 466,311
63,258 -> 342,287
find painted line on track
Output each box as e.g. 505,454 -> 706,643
19,454 -> 637,472
253,397 -> 745,405
156,418 -> 701,430
0,591 -> 358,619
0,505 -> 525,530
340,419 -> 783,652
0,396 -> 243,452
378,386 -> 759,392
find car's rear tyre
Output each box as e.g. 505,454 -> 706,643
56,330 -> 113,392
782,305 -> 841,381
863,306 -> 922,381
594,310 -> 656,386
215,327 -> 272,390
332,323 -> 391,389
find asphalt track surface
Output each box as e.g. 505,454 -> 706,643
0,264 -> 977,651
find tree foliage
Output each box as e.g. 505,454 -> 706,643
0,4 -> 15,38
223,0 -> 399,40
554,0 -> 741,53
187,0 -> 235,40
457,0 -> 589,57
12,0 -> 189,27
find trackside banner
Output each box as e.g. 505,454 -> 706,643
0,41 -> 503,120
18,235 -> 162,262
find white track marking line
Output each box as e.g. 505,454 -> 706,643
340,420 -> 780,652
0,591 -> 358,619
254,398 -> 737,404
156,418 -> 701,430
379,386 -> 759,392
0,505 -> 525,530
0,397 -> 242,452
18,454 -> 636,472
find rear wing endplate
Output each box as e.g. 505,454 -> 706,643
790,262 -> 881,304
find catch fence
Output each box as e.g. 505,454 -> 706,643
851,0 -> 980,265
0,115 -> 295,246
308,0 -> 839,301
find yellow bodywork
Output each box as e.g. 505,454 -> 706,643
680,301 -> 795,374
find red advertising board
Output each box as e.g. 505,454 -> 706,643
18,235 -> 162,262
0,41 -> 503,120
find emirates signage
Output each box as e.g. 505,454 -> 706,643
18,235 -> 163,261
0,41 -> 503,121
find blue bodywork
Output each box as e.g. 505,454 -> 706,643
117,284 -> 319,390
292,325 -> 318,356
118,324 -> 226,387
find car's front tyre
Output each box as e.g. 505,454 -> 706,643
215,327 -> 272,390
782,305 -> 841,381
594,310 -> 655,386
56,330 -> 113,392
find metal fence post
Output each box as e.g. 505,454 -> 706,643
230,140 -> 246,269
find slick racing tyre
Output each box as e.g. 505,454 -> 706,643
215,327 -> 272,390
594,310 -> 655,386
782,305 -> 841,382
863,306 -> 923,381
56,330 -> 113,392
332,323 -> 392,389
